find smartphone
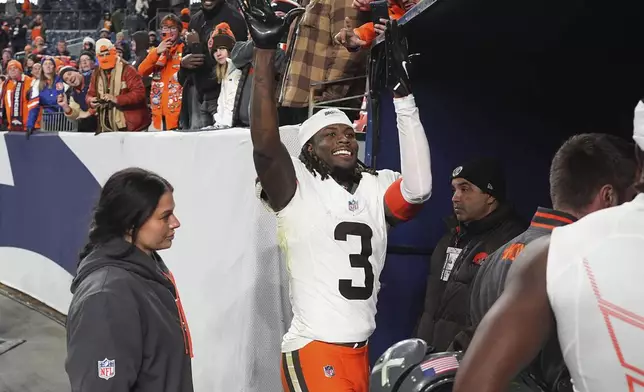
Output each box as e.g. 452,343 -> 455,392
189,42 -> 202,55
370,0 -> 389,25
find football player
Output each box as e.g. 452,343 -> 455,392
238,0 -> 433,390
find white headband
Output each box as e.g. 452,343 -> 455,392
634,101 -> 644,151
298,108 -> 354,149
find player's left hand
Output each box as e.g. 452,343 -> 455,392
236,0 -> 304,49
385,19 -> 414,97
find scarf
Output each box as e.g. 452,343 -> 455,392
5,77 -> 25,131
154,42 -> 180,68
95,60 -> 127,134
0,80 -> 6,131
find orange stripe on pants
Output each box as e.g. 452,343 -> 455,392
281,341 -> 369,392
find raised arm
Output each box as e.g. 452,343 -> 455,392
453,236 -> 554,392
383,20 -> 432,224
238,0 -> 304,211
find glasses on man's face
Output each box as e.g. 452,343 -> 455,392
161,26 -> 179,33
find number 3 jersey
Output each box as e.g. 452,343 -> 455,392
259,157 -> 400,352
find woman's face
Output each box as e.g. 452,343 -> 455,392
42,59 -> 54,75
79,55 -> 93,72
26,58 -> 34,68
2,52 -> 11,61
131,40 -> 136,52
131,191 -> 180,254
214,47 -> 228,65
31,63 -> 41,78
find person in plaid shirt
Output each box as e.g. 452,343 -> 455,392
278,0 -> 367,124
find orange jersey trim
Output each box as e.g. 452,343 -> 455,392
384,177 -> 423,221
534,211 -> 574,225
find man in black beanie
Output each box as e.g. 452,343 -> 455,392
415,157 -> 526,352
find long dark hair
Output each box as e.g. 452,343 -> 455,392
79,167 -> 174,262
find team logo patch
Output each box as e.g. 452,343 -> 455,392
98,358 -> 115,380
348,199 -> 359,212
452,166 -> 463,177
323,365 -> 335,378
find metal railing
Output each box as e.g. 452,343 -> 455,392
40,111 -> 78,132
36,10 -> 103,31
148,9 -> 176,33
308,75 -> 368,118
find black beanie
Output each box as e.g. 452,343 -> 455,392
451,157 -> 506,202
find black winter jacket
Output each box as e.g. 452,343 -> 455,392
178,4 -> 248,101
415,204 -> 526,351
230,40 -> 287,126
470,207 -> 577,392
66,238 -> 194,392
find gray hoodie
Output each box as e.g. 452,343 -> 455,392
66,238 -> 194,392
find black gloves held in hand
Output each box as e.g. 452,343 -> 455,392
385,19 -> 414,97
236,0 -> 304,49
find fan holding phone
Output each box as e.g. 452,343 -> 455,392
334,0 -> 417,51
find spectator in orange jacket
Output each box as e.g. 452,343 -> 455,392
138,14 -> 184,130
335,0 -> 417,49
0,60 -> 37,132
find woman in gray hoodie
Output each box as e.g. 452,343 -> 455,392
65,167 -> 194,392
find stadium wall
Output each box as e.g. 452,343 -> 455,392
0,129 -> 303,391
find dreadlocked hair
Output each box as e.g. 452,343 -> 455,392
298,144 -> 378,182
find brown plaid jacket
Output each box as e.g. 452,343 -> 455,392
279,0 -> 367,108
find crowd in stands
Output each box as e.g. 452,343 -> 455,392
0,0 -> 418,134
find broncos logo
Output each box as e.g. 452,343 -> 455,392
0,133 -> 100,312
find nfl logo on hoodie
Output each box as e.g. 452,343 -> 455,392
98,358 -> 115,380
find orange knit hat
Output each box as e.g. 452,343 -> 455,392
208,22 -> 235,53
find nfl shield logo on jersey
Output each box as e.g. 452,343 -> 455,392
323,365 -> 335,378
98,358 -> 115,380
348,199 -> 359,212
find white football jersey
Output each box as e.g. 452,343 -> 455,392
547,193 -> 644,391
261,157 -> 400,352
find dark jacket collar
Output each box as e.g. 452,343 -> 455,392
460,203 -> 520,236
529,207 -> 577,231
443,203 -> 522,236
71,237 -> 174,295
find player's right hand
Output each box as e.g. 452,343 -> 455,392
236,0 -> 304,49
89,97 -> 99,109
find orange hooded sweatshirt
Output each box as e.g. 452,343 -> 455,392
138,41 -> 185,130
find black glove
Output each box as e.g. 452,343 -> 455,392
236,0 -> 304,49
385,19 -> 414,96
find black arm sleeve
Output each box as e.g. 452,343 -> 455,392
65,292 -> 142,392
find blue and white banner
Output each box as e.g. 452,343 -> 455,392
0,129 -> 301,391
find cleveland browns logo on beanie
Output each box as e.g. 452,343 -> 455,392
451,157 -> 506,202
